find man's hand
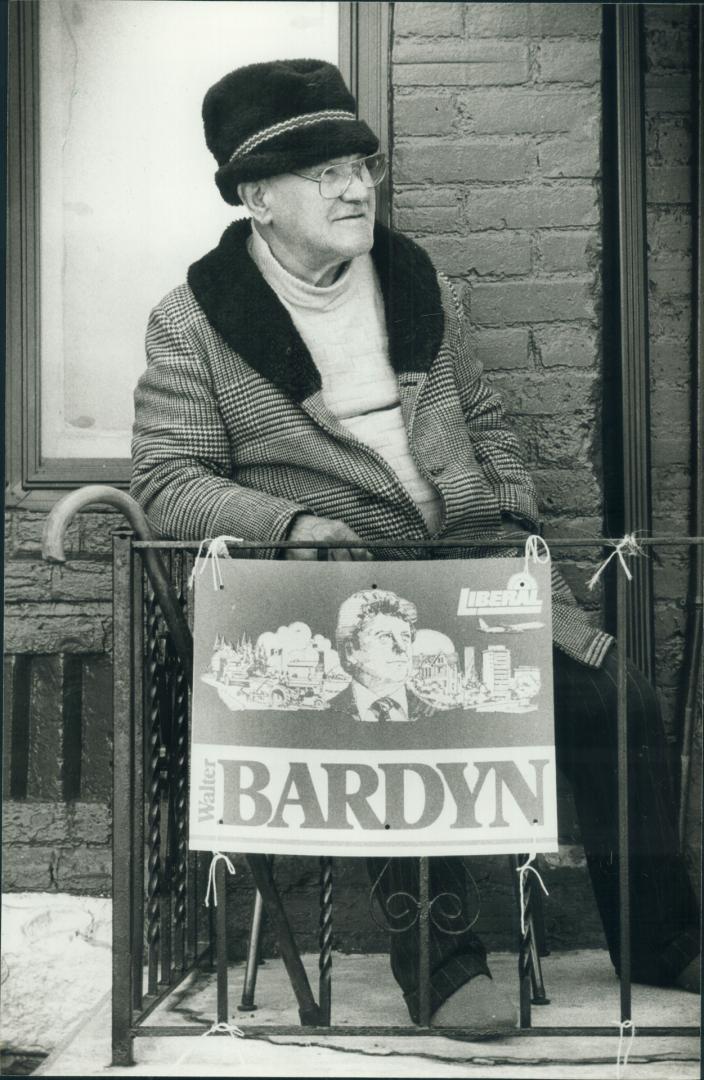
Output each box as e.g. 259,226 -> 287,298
286,514 -> 373,560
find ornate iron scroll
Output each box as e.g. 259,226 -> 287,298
368,858 -> 481,936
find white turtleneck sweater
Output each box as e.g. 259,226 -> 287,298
247,226 -> 443,535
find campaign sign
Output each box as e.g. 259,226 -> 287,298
189,558 -> 557,856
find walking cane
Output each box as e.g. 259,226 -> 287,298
42,485 -> 193,685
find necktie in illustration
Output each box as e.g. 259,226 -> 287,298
370,695 -> 406,722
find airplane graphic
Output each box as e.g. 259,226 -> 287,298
478,617 -> 545,634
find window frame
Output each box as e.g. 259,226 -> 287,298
5,0 -> 391,508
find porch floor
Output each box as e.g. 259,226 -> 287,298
37,949 -> 700,1078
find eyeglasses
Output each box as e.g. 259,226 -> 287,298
291,153 -> 388,199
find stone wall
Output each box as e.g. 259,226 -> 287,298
4,510 -> 116,655
3,509 -> 118,894
2,802 -> 112,895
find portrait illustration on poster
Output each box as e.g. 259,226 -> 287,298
189,557 -> 557,858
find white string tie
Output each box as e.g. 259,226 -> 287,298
523,534 -> 551,574
614,1018 -> 636,1078
202,1020 -> 245,1039
173,1019 -> 246,1069
188,535 -> 244,592
204,852 -> 236,908
587,534 -> 645,591
516,851 -> 549,938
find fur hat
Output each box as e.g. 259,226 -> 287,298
202,59 -> 379,205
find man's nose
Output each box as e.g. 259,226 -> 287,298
391,636 -> 407,654
340,169 -> 369,201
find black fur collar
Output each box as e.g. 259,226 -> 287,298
187,219 -> 444,402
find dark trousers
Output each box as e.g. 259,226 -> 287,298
368,647 -> 701,1023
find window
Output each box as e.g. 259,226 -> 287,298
6,0 -> 390,505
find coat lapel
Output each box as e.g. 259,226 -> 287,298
299,389 -> 351,439
187,220 -> 445,404
301,379 -> 426,445
397,372 -> 428,430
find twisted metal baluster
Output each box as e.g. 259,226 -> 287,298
511,853 -> 551,1026
183,551 -> 199,965
131,555 -> 146,1013
315,548 -> 333,1024
145,586 -> 162,995
158,559 -> 173,986
520,867 -> 533,1024
172,552 -> 189,971
419,858 -> 431,1026
521,860 -> 549,1007
318,857 -> 333,1024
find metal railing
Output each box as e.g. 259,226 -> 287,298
42,493 -> 702,1065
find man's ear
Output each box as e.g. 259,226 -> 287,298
343,639 -> 357,670
237,180 -> 273,224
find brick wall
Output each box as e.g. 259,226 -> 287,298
645,5 -> 694,728
643,4 -> 701,888
393,2 -> 605,615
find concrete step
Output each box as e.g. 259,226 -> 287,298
38,950 -> 700,1078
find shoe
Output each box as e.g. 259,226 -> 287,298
431,974 -> 518,1037
674,954 -> 700,994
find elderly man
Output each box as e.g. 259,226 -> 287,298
132,59 -> 699,1029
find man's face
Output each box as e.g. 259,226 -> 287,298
263,154 -> 375,275
346,612 -> 413,694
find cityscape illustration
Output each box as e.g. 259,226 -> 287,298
201,622 -> 541,715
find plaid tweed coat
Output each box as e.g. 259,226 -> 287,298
131,219 -> 612,668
